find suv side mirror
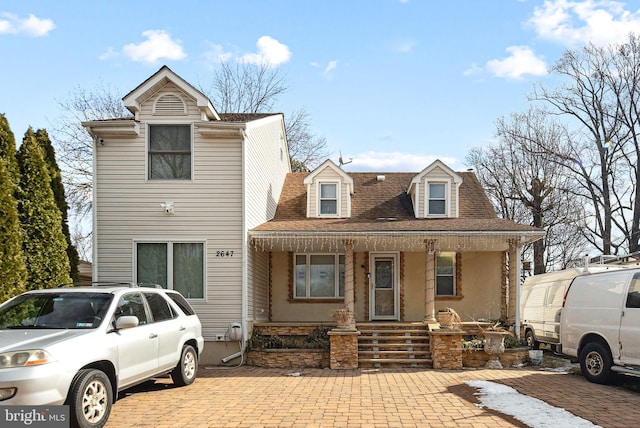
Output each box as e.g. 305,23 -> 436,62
114,315 -> 139,330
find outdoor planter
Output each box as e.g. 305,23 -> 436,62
333,308 -> 355,329
437,307 -> 461,330
484,330 -> 509,368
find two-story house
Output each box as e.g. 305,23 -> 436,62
83,66 -> 290,364
85,66 -> 544,367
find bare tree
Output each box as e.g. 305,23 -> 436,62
199,61 -> 329,170
467,109 -> 587,273
530,34 -> 640,255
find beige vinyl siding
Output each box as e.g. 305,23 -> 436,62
244,116 -> 289,322
244,115 -> 289,229
94,87 -> 246,341
251,250 -> 270,322
306,168 -> 350,218
419,165 -> 458,218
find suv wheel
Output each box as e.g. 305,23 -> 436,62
172,344 -> 197,386
579,341 -> 612,384
69,369 -> 113,428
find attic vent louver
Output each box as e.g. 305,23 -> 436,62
154,94 -> 186,115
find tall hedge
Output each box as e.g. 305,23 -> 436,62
35,129 -> 80,281
0,113 -> 19,187
17,128 -> 71,289
0,158 -> 27,301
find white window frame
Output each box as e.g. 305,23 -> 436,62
426,181 -> 448,216
436,252 -> 456,296
146,122 -> 194,181
294,253 -> 345,299
133,240 -> 206,300
317,180 -> 340,217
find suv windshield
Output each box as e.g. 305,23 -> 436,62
0,293 -> 113,329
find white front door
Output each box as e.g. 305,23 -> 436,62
370,253 -> 399,320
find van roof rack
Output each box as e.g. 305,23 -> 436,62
57,282 -> 163,289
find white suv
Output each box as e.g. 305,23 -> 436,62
0,283 -> 204,428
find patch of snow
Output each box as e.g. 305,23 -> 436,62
466,380 -> 601,428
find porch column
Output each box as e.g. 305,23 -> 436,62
424,239 -> 436,323
507,239 -> 518,325
344,240 -> 355,325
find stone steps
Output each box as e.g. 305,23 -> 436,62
357,323 -> 432,368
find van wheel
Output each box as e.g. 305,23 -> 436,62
579,342 -> 612,384
525,330 -> 539,349
69,369 -> 113,428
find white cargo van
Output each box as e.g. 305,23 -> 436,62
520,266 -> 620,351
560,267 -> 640,384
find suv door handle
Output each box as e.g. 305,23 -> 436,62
149,333 -> 157,339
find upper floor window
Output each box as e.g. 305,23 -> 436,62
436,253 -> 455,296
428,183 -> 446,215
319,183 -> 338,215
148,124 -> 191,180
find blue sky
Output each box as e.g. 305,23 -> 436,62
2,0 -> 640,172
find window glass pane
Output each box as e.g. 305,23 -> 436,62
116,293 -> 148,325
320,200 -> 337,214
320,183 -> 336,198
173,243 -> 204,299
137,243 -> 167,287
338,255 -> 345,297
429,200 -> 446,215
309,255 -> 335,297
149,125 -> 191,180
144,293 -> 174,322
627,274 -> 640,308
429,183 -> 445,198
295,255 -> 307,297
150,154 -> 191,180
436,277 -> 455,296
436,254 -> 455,296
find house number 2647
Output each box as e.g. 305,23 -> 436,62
216,251 -> 234,257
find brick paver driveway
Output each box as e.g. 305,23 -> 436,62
105,366 -> 640,427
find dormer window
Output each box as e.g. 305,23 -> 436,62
408,160 -> 462,219
320,183 -> 338,215
303,160 -> 353,218
428,183 -> 446,215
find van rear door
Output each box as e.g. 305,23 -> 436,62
620,272 -> 640,365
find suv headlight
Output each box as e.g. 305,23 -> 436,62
0,350 -> 55,368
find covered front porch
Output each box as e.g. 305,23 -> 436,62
249,231 -> 541,327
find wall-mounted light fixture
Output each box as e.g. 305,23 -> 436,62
98,137 -> 105,145
160,201 -> 174,215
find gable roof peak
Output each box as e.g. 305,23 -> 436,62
122,65 -> 220,120
303,159 -> 354,185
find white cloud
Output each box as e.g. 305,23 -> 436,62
202,42 -> 233,65
341,151 -> 457,172
485,45 -> 548,79
120,30 -> 187,64
528,0 -> 640,46
239,36 -> 291,66
0,13 -> 55,37
392,38 -> 417,54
